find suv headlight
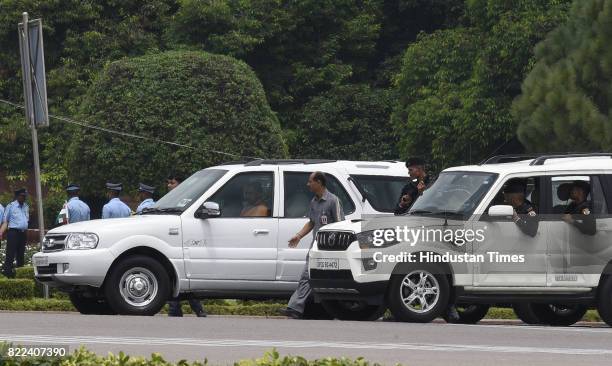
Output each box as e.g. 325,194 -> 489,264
356,229 -> 400,249
66,233 -> 99,250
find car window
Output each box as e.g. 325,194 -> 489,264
208,172 -> 274,218
350,175 -> 407,212
283,172 -> 355,218
548,175 -> 607,215
487,176 -> 540,211
154,169 -> 227,211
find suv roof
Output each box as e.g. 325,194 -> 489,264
211,159 -> 407,175
447,153 -> 612,175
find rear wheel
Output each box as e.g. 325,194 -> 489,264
104,255 -> 171,316
444,304 -> 490,324
302,300 -> 334,320
69,292 -> 117,315
387,264 -> 449,323
321,300 -> 386,321
598,276 -> 612,326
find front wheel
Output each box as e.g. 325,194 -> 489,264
387,264 -> 450,323
514,303 -> 586,326
69,292 -> 117,315
320,300 -> 386,321
104,255 -> 171,316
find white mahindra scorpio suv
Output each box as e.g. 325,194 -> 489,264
33,159 -> 409,316
309,153 -> 612,326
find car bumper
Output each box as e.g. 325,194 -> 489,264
32,249 -> 115,288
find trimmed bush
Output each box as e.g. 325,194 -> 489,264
0,279 -> 35,299
69,50 -> 288,196
15,266 -> 34,279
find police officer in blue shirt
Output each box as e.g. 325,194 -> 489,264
0,203 -> 4,223
102,183 -> 131,219
64,183 -> 91,223
136,183 -> 155,214
0,188 -> 29,277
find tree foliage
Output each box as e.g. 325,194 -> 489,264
68,51 -> 287,195
513,0 -> 612,152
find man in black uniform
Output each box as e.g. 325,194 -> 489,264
562,180 -> 596,236
504,179 -> 538,237
394,157 -> 432,215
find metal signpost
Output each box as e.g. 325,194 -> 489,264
18,12 -> 49,297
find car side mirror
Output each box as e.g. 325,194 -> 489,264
195,201 -> 221,219
488,205 -> 514,217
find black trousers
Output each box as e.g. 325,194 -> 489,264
3,229 -> 26,277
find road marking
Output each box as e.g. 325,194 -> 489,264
0,334 -> 611,356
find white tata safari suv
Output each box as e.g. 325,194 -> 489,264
309,154 -> 612,326
32,159 -> 408,315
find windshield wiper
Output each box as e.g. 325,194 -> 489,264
408,209 -> 435,216
140,207 -> 183,215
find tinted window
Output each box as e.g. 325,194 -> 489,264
350,175 -> 408,212
548,175 -> 607,215
209,172 -> 274,218
283,172 -> 355,218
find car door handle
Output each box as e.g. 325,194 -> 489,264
253,229 -> 270,235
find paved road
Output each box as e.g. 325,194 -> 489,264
0,312 -> 611,365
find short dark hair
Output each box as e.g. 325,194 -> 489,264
167,173 -> 185,183
312,171 -> 327,187
406,157 -> 425,168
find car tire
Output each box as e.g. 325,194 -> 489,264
387,264 -> 450,323
104,255 -> 171,316
320,300 -> 386,321
69,292 -> 117,315
513,303 -> 544,324
598,275 -> 612,326
444,304 -> 490,324
514,303 -> 586,326
302,300 -> 334,320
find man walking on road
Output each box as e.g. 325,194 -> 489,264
0,188 -> 29,277
280,171 -> 344,319
165,173 -> 207,317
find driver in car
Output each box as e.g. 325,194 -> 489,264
240,182 -> 270,217
504,179 -> 538,237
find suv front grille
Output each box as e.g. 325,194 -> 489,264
36,264 -> 58,275
42,234 -> 68,252
316,231 -> 356,251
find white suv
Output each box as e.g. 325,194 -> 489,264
33,159 -> 408,315
309,154 -> 612,326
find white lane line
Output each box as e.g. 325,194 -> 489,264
0,334 -> 611,356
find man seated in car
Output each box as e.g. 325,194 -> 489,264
503,179 -> 538,237
240,182 -> 270,217
562,180 -> 596,236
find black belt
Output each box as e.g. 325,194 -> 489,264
8,228 -> 27,233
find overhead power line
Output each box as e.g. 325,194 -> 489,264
0,98 -> 261,160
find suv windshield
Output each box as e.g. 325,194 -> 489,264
350,175 -> 409,212
409,171 -> 497,217
150,169 -> 227,212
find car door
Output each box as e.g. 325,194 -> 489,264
276,169 -> 358,281
473,175 -> 548,287
546,174 -> 612,287
182,170 -> 280,283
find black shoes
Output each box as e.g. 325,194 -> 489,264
195,309 -> 207,317
278,307 -> 303,319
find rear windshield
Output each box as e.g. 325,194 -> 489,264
350,175 -> 409,212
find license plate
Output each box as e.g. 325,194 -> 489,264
314,258 -> 339,270
33,256 -> 48,266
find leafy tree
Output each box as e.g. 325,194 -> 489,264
513,0 -> 612,152
294,84 -> 396,160
68,50 -> 287,196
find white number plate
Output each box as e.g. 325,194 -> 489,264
33,256 -> 48,266
314,258 -> 339,270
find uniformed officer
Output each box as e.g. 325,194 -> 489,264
0,203 -> 4,224
64,183 -> 91,223
102,183 -> 131,219
504,179 -> 538,237
279,171 -> 344,319
0,188 -> 29,277
562,180 -> 596,236
395,157 -> 433,215
136,183 -> 156,214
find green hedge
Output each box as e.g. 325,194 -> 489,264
0,347 -> 381,366
15,266 -> 34,279
0,279 -> 35,299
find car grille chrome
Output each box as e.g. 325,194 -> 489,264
316,231 -> 356,251
42,234 -> 68,252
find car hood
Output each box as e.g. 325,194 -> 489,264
47,215 -> 182,237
